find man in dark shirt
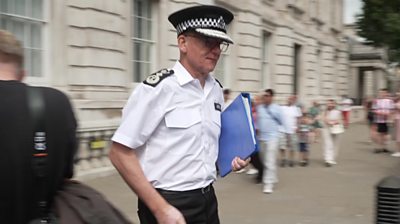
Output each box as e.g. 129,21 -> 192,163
0,29 -> 77,223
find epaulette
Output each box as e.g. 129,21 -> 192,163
143,69 -> 174,87
215,78 -> 223,88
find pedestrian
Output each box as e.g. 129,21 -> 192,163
340,95 -> 353,128
298,113 -> 312,166
308,101 -> 322,143
0,30 -> 77,223
372,88 -> 394,153
108,5 -> 249,224
223,88 -> 232,103
364,96 -> 377,143
279,95 -> 302,167
322,99 -> 343,167
256,89 -> 283,194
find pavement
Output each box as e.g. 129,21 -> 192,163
82,122 -> 400,224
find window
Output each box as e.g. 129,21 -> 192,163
261,32 -> 271,88
132,0 -> 155,82
0,0 -> 45,77
316,44 -> 322,96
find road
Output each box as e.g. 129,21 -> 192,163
83,123 -> 400,223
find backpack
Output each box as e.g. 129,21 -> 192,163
27,87 -> 131,224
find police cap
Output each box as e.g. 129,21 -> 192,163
168,5 -> 234,44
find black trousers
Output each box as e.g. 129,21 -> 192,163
250,151 -> 263,182
138,185 -> 220,224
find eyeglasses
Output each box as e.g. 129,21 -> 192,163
185,34 -> 229,52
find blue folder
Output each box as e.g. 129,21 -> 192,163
217,93 -> 257,177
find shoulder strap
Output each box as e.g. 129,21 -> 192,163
215,78 -> 223,88
143,69 -> 174,87
28,87 -> 45,135
265,105 -> 282,125
27,87 -> 53,222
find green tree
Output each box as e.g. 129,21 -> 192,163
356,0 -> 400,62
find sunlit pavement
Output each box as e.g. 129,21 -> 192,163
83,122 -> 400,224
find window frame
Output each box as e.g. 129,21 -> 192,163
0,0 -> 49,85
316,43 -> 323,96
131,0 -> 157,83
261,31 -> 272,89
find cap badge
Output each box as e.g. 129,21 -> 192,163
217,16 -> 226,30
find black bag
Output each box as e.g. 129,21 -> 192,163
27,87 -> 131,224
29,180 -> 132,224
53,180 -> 131,224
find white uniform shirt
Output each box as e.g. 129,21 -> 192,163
112,61 -> 224,191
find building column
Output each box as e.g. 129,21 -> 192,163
364,70 -> 374,97
348,66 -> 359,100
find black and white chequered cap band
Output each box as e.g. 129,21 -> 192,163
176,16 -> 227,36
168,5 -> 234,44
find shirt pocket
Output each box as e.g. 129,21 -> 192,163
165,107 -> 201,128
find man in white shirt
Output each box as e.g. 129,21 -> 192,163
257,89 -> 283,193
108,5 -> 248,224
279,95 -> 302,167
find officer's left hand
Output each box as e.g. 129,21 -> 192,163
231,156 -> 250,172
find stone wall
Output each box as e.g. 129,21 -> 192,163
42,0 -> 351,177
63,0 -> 130,131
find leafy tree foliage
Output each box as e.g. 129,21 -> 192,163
356,0 -> 400,62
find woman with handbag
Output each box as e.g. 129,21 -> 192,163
322,99 -> 344,167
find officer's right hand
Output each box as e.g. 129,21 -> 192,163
155,205 -> 186,224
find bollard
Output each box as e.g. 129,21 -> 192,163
376,176 -> 400,224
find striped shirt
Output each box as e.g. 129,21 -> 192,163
372,98 -> 394,123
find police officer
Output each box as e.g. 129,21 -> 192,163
109,5 -> 249,224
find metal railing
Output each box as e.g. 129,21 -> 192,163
74,129 -> 116,176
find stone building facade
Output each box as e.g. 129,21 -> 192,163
1,0 -> 350,175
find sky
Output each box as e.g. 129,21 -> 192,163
344,0 -> 363,24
